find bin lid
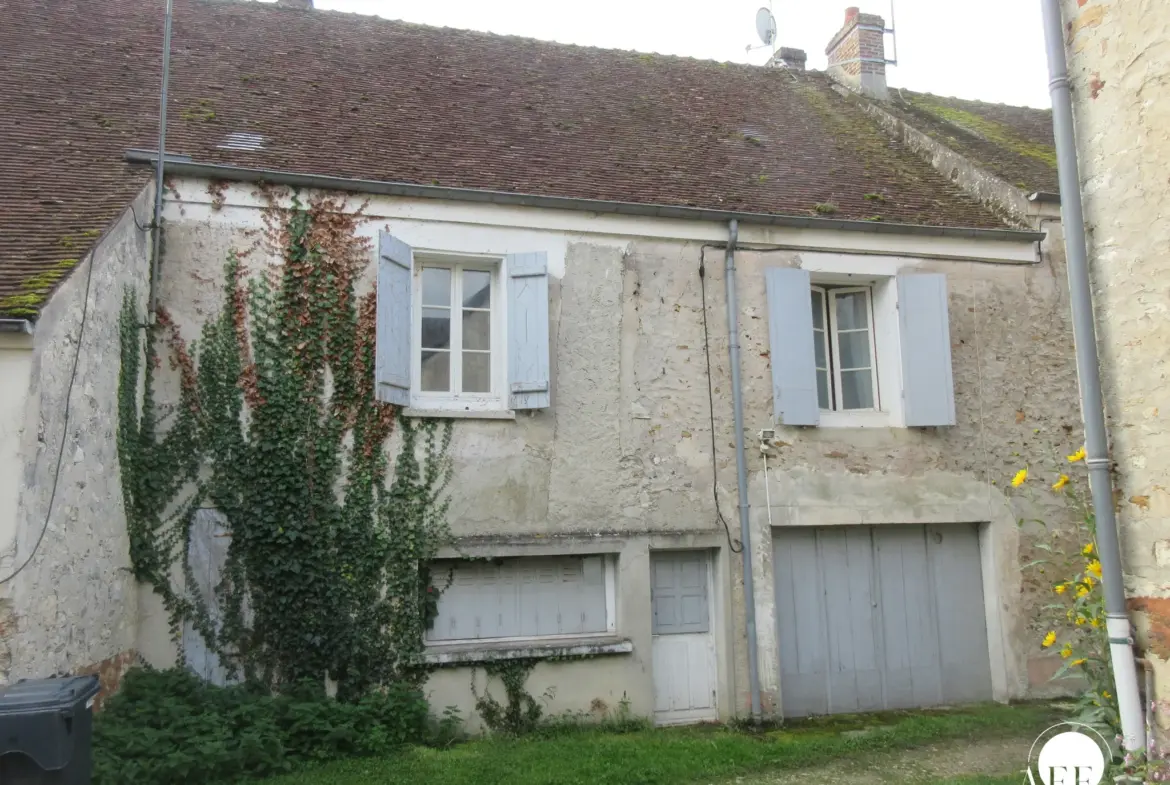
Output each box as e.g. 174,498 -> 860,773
0,675 -> 100,714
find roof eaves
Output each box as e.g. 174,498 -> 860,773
125,150 -> 1044,244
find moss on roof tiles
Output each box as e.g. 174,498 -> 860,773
886,89 -> 1058,193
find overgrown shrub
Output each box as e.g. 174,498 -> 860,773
93,668 -> 434,784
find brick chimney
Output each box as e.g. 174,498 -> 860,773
825,7 -> 888,99
768,47 -> 807,71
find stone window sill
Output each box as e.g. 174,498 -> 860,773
421,636 -> 633,666
401,407 -> 516,421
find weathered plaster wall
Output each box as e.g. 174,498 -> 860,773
1060,0 -> 1170,721
151,179 -> 1081,722
0,184 -> 152,688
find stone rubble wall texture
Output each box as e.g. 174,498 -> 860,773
0,184 -> 152,692
1060,0 -> 1170,725
151,183 -> 1086,719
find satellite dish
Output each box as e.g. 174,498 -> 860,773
755,7 -> 777,46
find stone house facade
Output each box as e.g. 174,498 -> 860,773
1058,0 -> 1170,731
0,0 -> 1085,724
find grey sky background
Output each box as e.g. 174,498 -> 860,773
307,0 -> 1052,108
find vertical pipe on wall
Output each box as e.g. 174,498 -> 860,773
148,0 -> 174,317
724,219 -> 762,718
1039,0 -> 1145,752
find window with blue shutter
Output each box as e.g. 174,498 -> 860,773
765,267 -> 820,426
897,273 -> 956,426
375,232 -> 413,406
375,239 -> 551,414
507,252 -> 551,410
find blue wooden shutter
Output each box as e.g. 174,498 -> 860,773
507,252 -> 550,409
897,273 -> 956,426
765,267 -> 819,426
375,232 -> 413,406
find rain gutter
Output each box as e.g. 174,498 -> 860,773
124,150 -> 1044,244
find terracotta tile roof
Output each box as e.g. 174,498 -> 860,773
2,0 -> 1019,318
885,89 -> 1059,194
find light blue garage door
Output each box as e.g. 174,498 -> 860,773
773,523 -> 993,716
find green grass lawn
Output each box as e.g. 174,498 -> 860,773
261,703 -> 1054,785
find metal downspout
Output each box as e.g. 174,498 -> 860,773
724,219 -> 762,718
148,0 -> 174,317
1040,0 -> 1145,752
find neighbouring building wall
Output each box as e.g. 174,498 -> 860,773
0,184 -> 152,697
1060,0 -> 1170,725
152,179 -> 1080,725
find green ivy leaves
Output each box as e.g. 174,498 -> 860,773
118,194 -> 453,697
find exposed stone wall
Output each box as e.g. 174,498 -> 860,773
149,181 -> 1084,721
1060,0 -> 1170,727
0,184 -> 152,685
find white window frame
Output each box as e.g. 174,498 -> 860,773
811,284 -> 881,413
411,253 -> 507,412
826,286 -> 881,413
425,555 -> 619,647
811,286 -> 833,412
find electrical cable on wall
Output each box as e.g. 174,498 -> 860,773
0,241 -> 98,586
699,245 -> 743,554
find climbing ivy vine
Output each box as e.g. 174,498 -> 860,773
117,192 -> 453,697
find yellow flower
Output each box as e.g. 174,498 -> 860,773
1103,691 -> 1111,699
1072,658 -> 1086,666
1076,617 -> 1086,626
1084,574 -> 1095,588
1082,542 -> 1095,556
1077,585 -> 1090,598
1011,468 -> 1028,488
1090,618 -> 1100,628
1087,560 -> 1102,579
1068,447 -> 1087,463
1052,474 -> 1070,490
1042,631 -> 1057,648
1060,643 -> 1073,658
1055,583 -> 1068,595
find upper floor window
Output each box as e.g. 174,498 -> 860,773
765,265 -> 956,428
811,285 -> 880,412
417,261 -> 499,405
374,232 -> 551,415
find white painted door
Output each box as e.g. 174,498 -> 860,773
651,552 -> 717,724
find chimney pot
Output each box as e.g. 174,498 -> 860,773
845,6 -> 860,22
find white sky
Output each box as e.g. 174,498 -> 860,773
310,0 -> 1052,108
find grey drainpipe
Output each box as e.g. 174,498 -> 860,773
1041,0 -> 1145,752
148,0 -> 175,318
724,219 -> 762,719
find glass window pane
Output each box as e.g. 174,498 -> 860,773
813,327 -> 827,370
835,291 -> 869,330
462,352 -> 491,393
837,330 -> 872,370
816,369 -> 832,410
421,350 -> 450,392
840,369 -> 874,410
421,267 -> 451,307
463,309 -> 491,351
811,289 -> 825,330
421,307 -> 451,350
463,270 -> 492,309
